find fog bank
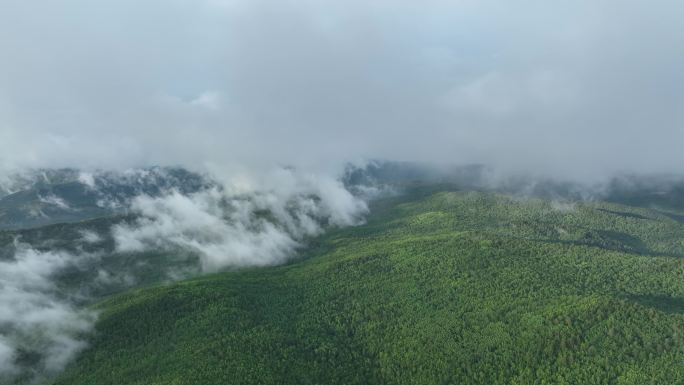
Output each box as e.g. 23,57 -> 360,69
1,0 -> 683,180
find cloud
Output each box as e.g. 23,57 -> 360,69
444,70 -> 579,117
77,172 -> 96,188
79,230 -> 103,244
0,0 -> 681,180
0,244 -> 95,381
189,91 -> 223,111
39,194 -> 71,210
0,165 -> 371,381
0,339 -> 17,378
113,169 -> 368,271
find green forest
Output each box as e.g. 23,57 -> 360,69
47,188 -> 684,385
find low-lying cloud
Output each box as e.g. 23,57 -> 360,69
0,244 -> 95,381
0,167 -> 371,381
114,169 -> 368,271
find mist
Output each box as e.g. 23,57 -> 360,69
0,167 -> 371,381
1,1 -> 683,381
0,244 -> 95,381
113,168 -> 367,271
1,0 -> 683,181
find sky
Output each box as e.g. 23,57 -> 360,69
1,0 -> 683,181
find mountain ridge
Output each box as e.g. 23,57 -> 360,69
45,188 -> 684,385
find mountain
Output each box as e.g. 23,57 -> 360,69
3,165 -> 684,384
47,187 -> 684,385
345,161 -> 684,211
0,167 -> 213,230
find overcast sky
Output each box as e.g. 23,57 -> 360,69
1,0 -> 682,180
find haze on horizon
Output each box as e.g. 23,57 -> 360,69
0,0 -> 682,181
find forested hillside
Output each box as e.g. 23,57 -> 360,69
48,188 -> 684,385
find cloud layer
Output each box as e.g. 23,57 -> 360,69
113,169 -> 368,271
0,245 -> 95,380
0,0 -> 682,180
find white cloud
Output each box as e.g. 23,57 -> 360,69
0,0 -> 681,180
444,70 -> 579,117
39,194 -> 71,209
113,168 -> 368,271
79,230 -> 103,243
0,245 -> 95,379
190,91 -> 222,110
0,338 -> 17,379
78,172 -> 96,188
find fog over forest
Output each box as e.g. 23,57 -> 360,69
0,0 -> 683,382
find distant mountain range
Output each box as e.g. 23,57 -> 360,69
3,163 -> 684,231
0,167 -> 213,230
3,163 -> 684,384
